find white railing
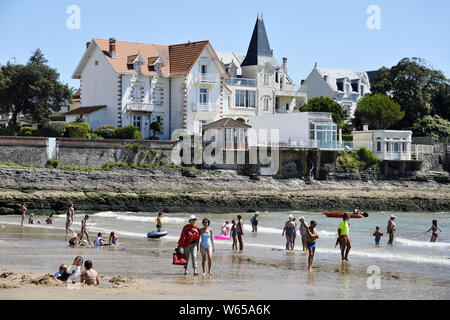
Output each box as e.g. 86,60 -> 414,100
126,103 -> 153,112
307,112 -> 333,120
249,139 -> 318,149
225,78 -> 257,87
411,144 -> 434,154
192,102 -> 219,112
195,73 -> 220,83
376,151 -> 411,161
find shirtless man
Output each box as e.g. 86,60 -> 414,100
66,204 -> 75,241
301,220 -> 319,271
80,260 -> 99,286
387,215 -> 397,245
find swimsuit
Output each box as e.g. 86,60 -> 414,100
252,218 -> 258,226
299,226 -> 306,237
285,225 -> 295,236
236,222 -> 242,234
431,225 -> 438,237
94,237 -> 104,246
200,231 -> 211,250
375,237 -> 381,244
306,241 -> 316,250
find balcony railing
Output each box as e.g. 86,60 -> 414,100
225,78 -> 257,87
126,102 -> 153,112
195,73 -> 220,84
192,102 -> 219,112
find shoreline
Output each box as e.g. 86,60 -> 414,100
0,166 -> 449,214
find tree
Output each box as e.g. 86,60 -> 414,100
150,121 -> 163,138
353,94 -> 405,130
371,57 -> 450,131
0,49 -> 72,133
412,115 -> 450,139
298,96 -> 347,128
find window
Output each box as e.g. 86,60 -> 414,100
336,80 -> 344,91
156,116 -> 163,133
343,105 -> 350,116
235,90 -> 245,107
275,72 -> 279,83
275,97 -> 280,110
201,65 -> 207,74
199,120 -> 207,133
153,87 -> 163,105
199,88 -> 208,104
351,82 -> 359,92
402,142 -> 406,152
386,143 -> 390,152
264,73 -> 269,85
133,116 -> 141,130
247,91 -> 256,108
133,87 -> 142,104
94,60 -> 99,66
377,142 -> 381,152
263,97 -> 269,111
393,143 -> 399,152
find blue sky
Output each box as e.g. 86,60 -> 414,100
1,0 -> 449,89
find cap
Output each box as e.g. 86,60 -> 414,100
288,214 -> 294,220
188,215 -> 197,221
390,215 -> 396,219
299,216 -> 305,220
310,220 -> 317,226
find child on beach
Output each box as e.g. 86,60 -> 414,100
94,232 -> 105,247
231,220 -> 237,250
109,232 -> 119,245
156,213 -> 163,232
373,227 -> 384,245
67,256 -> 83,283
54,264 -> 70,282
45,214 -> 53,224
221,221 -> 230,236
80,215 -> 92,245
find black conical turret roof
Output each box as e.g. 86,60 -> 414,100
241,15 -> 273,67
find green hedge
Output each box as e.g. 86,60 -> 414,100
18,127 -> 39,137
113,125 -> 142,140
93,125 -> 116,139
342,134 -> 353,142
41,122 -> 69,137
66,124 -> 90,138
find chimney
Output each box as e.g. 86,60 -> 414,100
324,75 -> 328,82
109,38 -> 116,59
282,57 -> 287,71
363,124 -> 369,131
86,42 -> 91,50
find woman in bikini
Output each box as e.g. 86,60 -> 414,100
425,220 -> 442,242
231,220 -> 238,250
80,260 -> 100,286
199,218 -> 215,275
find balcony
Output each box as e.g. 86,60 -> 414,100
126,102 -> 153,112
192,102 -> 219,113
195,73 -> 220,84
225,78 -> 257,87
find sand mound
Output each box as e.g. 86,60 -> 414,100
28,274 -> 65,287
106,276 -> 136,286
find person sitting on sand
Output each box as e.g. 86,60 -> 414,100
425,220 -> 442,242
45,214 -> 53,224
109,232 -> 119,245
80,260 -> 100,286
68,233 -> 83,247
338,213 -> 351,261
19,203 -> 28,228
231,220 -> 237,250
373,226 -> 383,245
67,256 -> 83,283
221,221 -> 230,236
54,264 -> 70,282
94,232 -> 106,247
156,213 -> 163,232
79,215 -> 92,245
387,215 -> 397,245
301,220 -> 319,271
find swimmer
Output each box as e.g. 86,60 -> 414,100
46,214 -> 53,224
425,220 -> 442,242
338,213 -> 351,261
221,221 -> 230,236
156,212 -> 163,232
250,213 -> 259,233
65,204 -> 75,241
109,232 -> 119,245
298,216 -> 307,252
373,226 -> 383,245
282,215 -> 296,251
387,215 -> 397,245
231,220 -> 237,250
19,203 -> 27,228
199,218 -> 215,275
68,233 -> 83,247
301,220 -> 319,271
79,215 -> 92,245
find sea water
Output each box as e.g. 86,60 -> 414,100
0,210 -> 449,299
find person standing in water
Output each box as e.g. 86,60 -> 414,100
373,226 -> 383,245
301,220 -> 319,271
80,215 -> 92,245
236,215 -> 244,251
299,216 -> 307,252
387,215 -> 397,245
231,220 -> 238,250
425,220 -> 442,242
250,213 -> 259,233
177,215 -> 200,275
338,213 -> 351,261
19,203 -> 27,228
65,204 -> 75,241
282,215 -> 296,251
46,214 -> 53,224
199,218 -> 215,275
156,213 -> 163,232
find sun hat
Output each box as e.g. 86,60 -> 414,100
288,214 -> 294,219
390,215 -> 396,219
188,215 -> 197,221
299,216 -> 305,220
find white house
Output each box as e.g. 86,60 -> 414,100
352,127 -> 412,160
299,65 -> 371,118
248,112 -> 343,150
217,15 -> 306,123
71,38 -> 229,139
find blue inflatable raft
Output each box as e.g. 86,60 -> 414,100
147,230 -> 168,239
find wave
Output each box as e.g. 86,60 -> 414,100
396,237 -> 450,249
93,212 -> 186,223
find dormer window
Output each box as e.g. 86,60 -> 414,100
336,79 -> 344,91
351,80 -> 359,93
